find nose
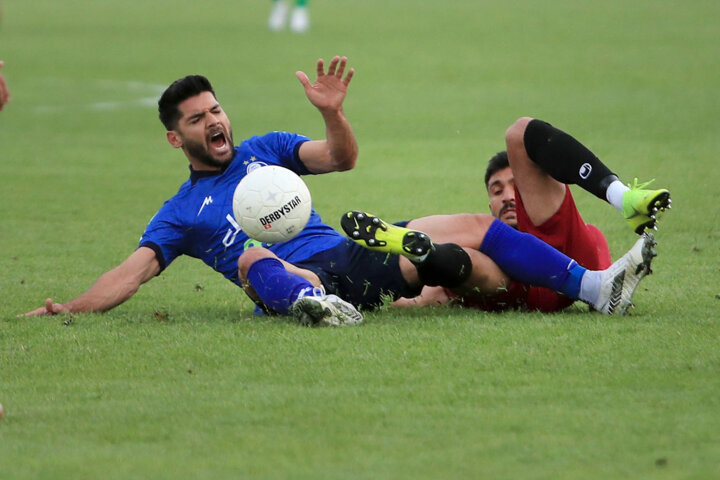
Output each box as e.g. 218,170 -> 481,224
501,187 -> 515,204
206,110 -> 221,127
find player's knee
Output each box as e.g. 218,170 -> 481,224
237,247 -> 274,279
505,117 -> 533,150
417,243 -> 472,288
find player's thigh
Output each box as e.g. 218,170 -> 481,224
407,213 -> 494,249
512,171 -> 566,226
506,120 -> 566,225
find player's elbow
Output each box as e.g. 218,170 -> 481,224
333,155 -> 357,172
331,144 -> 358,172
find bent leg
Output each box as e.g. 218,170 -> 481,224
506,117 -> 567,226
512,117 -> 619,203
395,246 -> 509,297
237,247 -> 321,314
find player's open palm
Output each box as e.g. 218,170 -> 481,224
296,56 -> 354,112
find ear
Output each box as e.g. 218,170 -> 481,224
166,130 -> 183,148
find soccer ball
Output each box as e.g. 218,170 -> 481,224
232,165 -> 312,244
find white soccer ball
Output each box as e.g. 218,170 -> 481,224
232,165 -> 312,244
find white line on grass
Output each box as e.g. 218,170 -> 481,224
33,79 -> 166,114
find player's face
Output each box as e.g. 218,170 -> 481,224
487,167 -> 517,228
172,91 -> 235,169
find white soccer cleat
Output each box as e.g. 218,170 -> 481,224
593,232 -> 657,315
289,6 -> 310,33
291,287 -> 363,327
268,1 -> 289,31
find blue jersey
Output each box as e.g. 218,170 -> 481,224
139,131 -> 345,287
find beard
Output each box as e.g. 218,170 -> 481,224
498,202 -> 516,218
183,131 -> 235,169
498,202 -> 518,229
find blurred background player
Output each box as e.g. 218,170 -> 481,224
0,4 -> 9,111
268,0 -> 310,33
0,60 -> 9,111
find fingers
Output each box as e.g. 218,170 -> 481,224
315,56 -> 352,82
326,56 -> 340,76
47,299 -> 70,314
295,70 -> 311,89
18,298 -> 57,317
335,57 -> 347,79
343,67 -> 355,86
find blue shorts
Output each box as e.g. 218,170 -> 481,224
295,238 -> 420,310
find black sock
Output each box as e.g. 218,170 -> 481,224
414,243 -> 471,288
524,119 -> 618,201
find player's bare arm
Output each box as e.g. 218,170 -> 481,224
20,247 -> 161,316
393,286 -> 451,307
296,56 -> 358,173
0,61 -> 10,111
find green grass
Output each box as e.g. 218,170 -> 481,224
1,0 -> 720,478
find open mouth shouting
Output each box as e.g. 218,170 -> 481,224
208,127 -> 232,159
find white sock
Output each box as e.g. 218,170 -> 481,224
578,270 -> 602,306
606,180 -> 630,212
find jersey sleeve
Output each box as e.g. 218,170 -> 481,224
138,203 -> 186,272
251,132 -> 312,175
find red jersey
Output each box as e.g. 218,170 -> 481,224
458,185 -> 611,312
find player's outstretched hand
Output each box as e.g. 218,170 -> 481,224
20,298 -> 70,317
296,56 -> 354,113
0,61 -> 10,111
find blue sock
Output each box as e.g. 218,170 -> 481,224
479,219 -> 586,299
246,257 -> 315,315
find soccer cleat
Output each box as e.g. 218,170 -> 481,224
593,232 -> 657,315
291,287 -> 363,327
289,6 -> 310,33
340,211 -> 433,261
622,178 -> 672,234
268,0 -> 289,31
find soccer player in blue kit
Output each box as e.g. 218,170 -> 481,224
22,56 -> 657,325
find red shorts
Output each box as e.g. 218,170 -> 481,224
459,185 -> 611,312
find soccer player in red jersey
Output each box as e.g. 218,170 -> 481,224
393,117 -> 671,312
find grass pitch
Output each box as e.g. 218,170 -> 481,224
1,0 -> 719,478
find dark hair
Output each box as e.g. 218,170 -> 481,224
158,75 -> 216,130
484,151 -> 509,188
